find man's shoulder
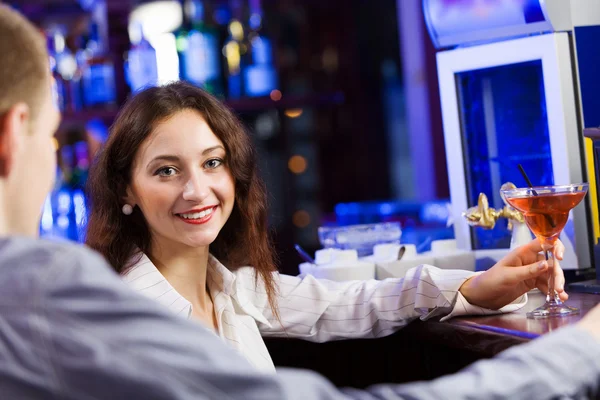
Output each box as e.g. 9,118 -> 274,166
0,236 -> 97,264
0,236 -> 120,305
0,236 -> 108,281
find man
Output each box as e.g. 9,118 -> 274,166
0,5 -> 599,399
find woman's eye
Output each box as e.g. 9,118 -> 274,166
204,158 -> 223,169
156,167 -> 177,177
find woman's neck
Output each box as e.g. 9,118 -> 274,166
148,240 -> 213,312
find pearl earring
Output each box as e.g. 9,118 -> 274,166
122,204 -> 133,215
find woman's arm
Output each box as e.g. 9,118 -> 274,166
254,239 -> 564,342
255,265 -> 520,342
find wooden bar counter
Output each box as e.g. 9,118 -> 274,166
265,291 -> 600,388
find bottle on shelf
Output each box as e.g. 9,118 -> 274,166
47,29 -> 66,111
222,0 -> 246,99
80,3 -> 117,108
48,127 -> 91,242
125,22 -> 159,92
49,26 -> 82,112
71,138 -> 89,240
175,0 -> 191,81
243,0 -> 277,97
50,144 -> 79,241
180,0 -> 223,95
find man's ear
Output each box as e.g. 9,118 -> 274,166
0,103 -> 29,178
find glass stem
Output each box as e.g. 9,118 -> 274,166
545,249 -> 562,305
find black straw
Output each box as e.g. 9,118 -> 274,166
517,164 -> 555,227
518,164 -> 539,196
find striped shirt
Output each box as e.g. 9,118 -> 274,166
122,254 -> 527,372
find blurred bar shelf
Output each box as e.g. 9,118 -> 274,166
224,92 -> 345,113
61,91 -> 346,126
62,108 -> 120,126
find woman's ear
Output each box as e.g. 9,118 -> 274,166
122,185 -> 136,207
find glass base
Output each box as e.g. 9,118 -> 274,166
526,302 -> 579,319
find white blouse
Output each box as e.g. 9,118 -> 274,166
122,254 -> 527,372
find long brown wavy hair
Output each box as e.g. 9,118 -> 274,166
85,81 -> 279,314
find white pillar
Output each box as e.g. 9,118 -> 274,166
396,0 -> 437,201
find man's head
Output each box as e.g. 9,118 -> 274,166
0,5 -> 61,237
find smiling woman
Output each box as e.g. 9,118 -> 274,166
124,109 -> 235,250
85,82 -> 280,320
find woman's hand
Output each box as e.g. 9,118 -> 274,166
459,239 -> 566,310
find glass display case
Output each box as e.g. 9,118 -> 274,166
437,32 -> 592,269
457,60 -> 553,250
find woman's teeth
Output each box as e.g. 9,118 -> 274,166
179,207 -> 214,219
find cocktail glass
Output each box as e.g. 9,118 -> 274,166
500,183 -> 588,319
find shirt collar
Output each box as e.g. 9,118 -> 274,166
207,255 -> 271,328
124,252 -> 271,327
206,254 -> 236,296
122,252 -> 191,316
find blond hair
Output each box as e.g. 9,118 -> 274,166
0,5 -> 49,121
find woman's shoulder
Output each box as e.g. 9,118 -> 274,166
232,266 -> 269,286
233,265 -> 288,283
232,266 -> 286,302
120,252 -> 156,283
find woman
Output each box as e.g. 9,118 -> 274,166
86,82 -> 567,372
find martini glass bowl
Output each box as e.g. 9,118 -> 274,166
501,183 -> 588,319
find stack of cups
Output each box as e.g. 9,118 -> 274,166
298,248 -> 375,281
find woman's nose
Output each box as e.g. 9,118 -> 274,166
182,175 -> 209,202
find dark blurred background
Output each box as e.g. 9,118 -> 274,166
5,0 -> 452,274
